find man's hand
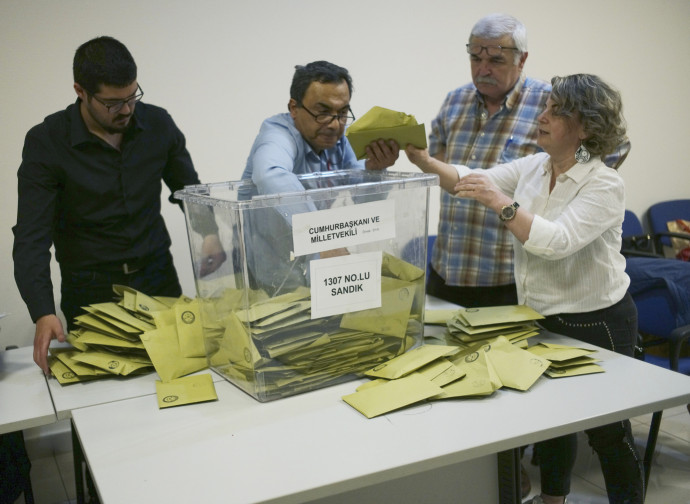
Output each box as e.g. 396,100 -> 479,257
199,233 -> 227,277
34,314 -> 65,375
364,140 -> 400,170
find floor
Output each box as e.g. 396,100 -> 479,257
11,404 -> 690,504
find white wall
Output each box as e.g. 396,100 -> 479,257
1,0 -> 688,347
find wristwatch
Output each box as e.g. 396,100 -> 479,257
499,202 -> 520,222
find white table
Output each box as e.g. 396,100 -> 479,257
47,366 -> 223,421
0,346 -> 56,434
45,346 -> 224,503
71,333 -> 690,504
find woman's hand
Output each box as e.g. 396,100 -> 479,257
404,144 -> 432,169
454,173 -> 508,208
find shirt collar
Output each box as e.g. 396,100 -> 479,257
69,98 -> 145,148
504,73 -> 526,111
542,155 -> 602,183
473,73 -> 526,112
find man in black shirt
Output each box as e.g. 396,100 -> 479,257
12,36 -> 224,374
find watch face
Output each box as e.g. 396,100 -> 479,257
500,204 -> 517,221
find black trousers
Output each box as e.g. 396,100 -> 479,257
60,250 -> 182,330
426,266 -> 518,308
535,292 -> 644,503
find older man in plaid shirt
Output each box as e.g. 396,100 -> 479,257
428,13 -> 628,308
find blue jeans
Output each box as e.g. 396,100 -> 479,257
60,250 -> 182,331
535,292 -> 644,503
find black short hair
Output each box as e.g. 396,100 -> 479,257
289,61 -> 353,105
73,36 -> 137,94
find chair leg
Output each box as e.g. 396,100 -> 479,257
644,410 -> 663,493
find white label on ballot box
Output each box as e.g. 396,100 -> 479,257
310,252 -> 382,319
291,200 -> 395,257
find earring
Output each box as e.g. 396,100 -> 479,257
575,143 -> 590,164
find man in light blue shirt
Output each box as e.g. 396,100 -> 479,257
243,60 -> 399,192
241,61 -> 399,295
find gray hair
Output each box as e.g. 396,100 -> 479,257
550,74 -> 627,161
470,14 -> 527,64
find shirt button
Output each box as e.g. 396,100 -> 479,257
471,155 -> 477,160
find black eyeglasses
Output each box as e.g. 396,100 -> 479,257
466,44 -> 519,57
300,104 -> 355,125
89,84 -> 144,114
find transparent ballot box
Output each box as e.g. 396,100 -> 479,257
175,169 -> 438,402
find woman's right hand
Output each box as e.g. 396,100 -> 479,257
405,144 -> 431,169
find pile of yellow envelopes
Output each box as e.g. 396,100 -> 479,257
197,252 -> 427,401
48,285 -> 217,407
445,304 -> 544,346
343,305 -> 605,418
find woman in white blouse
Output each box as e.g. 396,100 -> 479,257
407,74 -> 643,504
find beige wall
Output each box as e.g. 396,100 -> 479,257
1,0 -> 688,346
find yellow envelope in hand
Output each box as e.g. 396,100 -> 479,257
156,373 -> 218,409
345,106 -> 427,160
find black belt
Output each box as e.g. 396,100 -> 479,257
91,254 -> 159,275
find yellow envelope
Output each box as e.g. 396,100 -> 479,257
417,357 -> 466,387
345,106 -> 427,160
155,373 -> 218,409
434,350 -> 497,399
545,363 -> 604,378
73,328 -> 146,350
381,252 -> 424,282
457,305 -> 544,327
424,309 -> 459,325
342,372 -> 443,418
482,337 -> 549,391
70,350 -> 152,376
48,357 -> 103,385
365,344 -> 459,380
527,342 -> 596,361
114,285 -> 171,315
175,298 -> 206,358
340,276 -> 417,339
88,302 -> 155,332
50,348 -> 111,377
73,313 -> 140,341
140,326 -> 207,382
548,356 -> 601,368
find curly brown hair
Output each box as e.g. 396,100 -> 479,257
550,74 -> 627,160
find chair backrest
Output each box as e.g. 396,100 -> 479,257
621,210 -> 658,257
647,199 -> 690,248
427,235 -> 436,282
634,286 -> 678,337
622,210 -> 644,237
400,235 -> 436,284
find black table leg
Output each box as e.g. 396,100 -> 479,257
71,419 -> 85,504
498,448 -> 522,504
